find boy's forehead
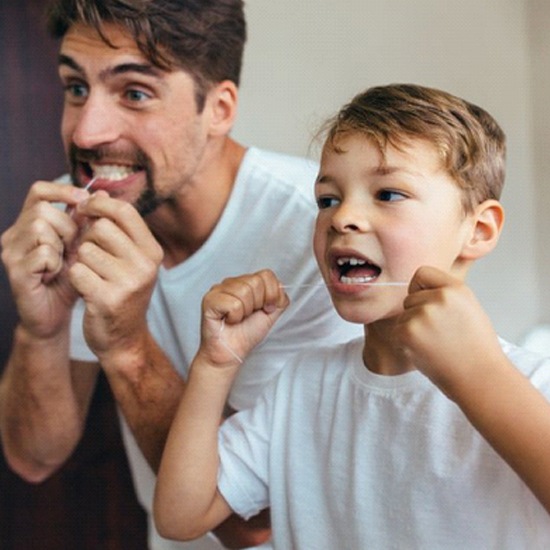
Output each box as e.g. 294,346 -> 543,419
320,132 -> 446,177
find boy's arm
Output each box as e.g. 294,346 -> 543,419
154,270 -> 288,541
397,266 -> 550,514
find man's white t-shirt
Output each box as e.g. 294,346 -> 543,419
69,147 -> 362,549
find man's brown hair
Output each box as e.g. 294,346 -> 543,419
46,0 -> 246,110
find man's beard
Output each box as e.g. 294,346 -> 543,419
68,144 -> 163,217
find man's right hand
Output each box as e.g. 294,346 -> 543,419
0,181 -> 90,338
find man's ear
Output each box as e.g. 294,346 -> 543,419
460,199 -> 505,260
206,80 -> 238,137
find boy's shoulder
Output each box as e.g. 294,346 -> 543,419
500,337 -> 550,392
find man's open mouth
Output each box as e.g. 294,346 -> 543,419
335,256 -> 381,285
87,162 -> 140,182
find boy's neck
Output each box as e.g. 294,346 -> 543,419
362,321 -> 416,376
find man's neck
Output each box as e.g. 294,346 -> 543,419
147,138 -> 247,268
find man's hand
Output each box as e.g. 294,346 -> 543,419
213,509 -> 271,549
67,191 -> 164,361
0,181 -> 90,338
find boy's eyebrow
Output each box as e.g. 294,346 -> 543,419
58,54 -> 164,80
316,165 -> 424,184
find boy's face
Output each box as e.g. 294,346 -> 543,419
58,23 -> 216,215
313,134 -> 476,324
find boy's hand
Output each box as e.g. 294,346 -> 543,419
199,269 -> 289,368
395,266 -> 503,394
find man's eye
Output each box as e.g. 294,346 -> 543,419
64,82 -> 88,99
316,196 -> 340,209
125,89 -> 151,102
377,189 -> 406,202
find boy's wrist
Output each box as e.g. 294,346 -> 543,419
191,352 -> 241,388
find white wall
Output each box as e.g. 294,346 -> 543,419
527,0 -> 550,326
233,0 -> 541,343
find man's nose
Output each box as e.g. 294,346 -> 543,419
70,93 -> 121,150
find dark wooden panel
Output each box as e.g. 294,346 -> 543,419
0,2 -> 148,547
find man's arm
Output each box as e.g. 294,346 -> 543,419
0,338 -> 99,482
154,270 -> 288,541
0,181 -> 97,481
397,266 -> 550,514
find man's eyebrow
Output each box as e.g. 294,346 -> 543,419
58,54 -> 84,74
58,54 -> 163,79
109,62 -> 163,78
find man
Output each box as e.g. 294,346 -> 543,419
0,1 -> 358,549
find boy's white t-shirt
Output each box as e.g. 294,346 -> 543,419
69,147 -> 362,550
218,337 -> 550,549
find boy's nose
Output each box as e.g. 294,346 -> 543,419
330,202 -> 371,233
70,95 -> 121,150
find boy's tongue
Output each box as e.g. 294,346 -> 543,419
344,264 -> 380,279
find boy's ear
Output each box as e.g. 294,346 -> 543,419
460,199 -> 505,260
207,80 -> 238,137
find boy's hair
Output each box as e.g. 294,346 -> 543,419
322,84 -> 506,212
46,0 -> 246,111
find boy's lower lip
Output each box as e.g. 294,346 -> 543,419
327,270 -> 377,295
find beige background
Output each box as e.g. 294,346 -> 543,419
233,0 -> 550,344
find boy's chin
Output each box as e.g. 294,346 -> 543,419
334,303 -> 403,326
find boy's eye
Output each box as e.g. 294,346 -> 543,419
316,196 -> 340,210
377,189 -> 406,202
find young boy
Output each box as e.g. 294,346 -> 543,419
153,84 -> 550,548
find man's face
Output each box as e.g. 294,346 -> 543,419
313,134 -> 475,325
58,23 -> 212,215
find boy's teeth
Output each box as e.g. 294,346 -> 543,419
91,164 -> 134,181
341,275 -> 376,285
337,257 -> 366,266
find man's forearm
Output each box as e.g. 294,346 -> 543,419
98,331 -> 186,472
0,324 -> 93,482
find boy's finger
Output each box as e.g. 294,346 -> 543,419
408,266 -> 455,294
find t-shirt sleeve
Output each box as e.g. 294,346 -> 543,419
217,380 -> 276,520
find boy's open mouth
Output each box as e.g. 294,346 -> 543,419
335,256 -> 381,284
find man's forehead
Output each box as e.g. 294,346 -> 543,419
60,22 -> 144,60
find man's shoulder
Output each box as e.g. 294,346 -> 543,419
242,147 -> 318,189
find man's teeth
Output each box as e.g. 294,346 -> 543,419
90,164 -> 135,181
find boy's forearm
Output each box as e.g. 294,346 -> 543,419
447,354 -> 550,514
154,354 -> 236,540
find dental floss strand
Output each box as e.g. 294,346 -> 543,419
67,177 -> 98,217
218,318 -> 244,364
216,281 -> 408,364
